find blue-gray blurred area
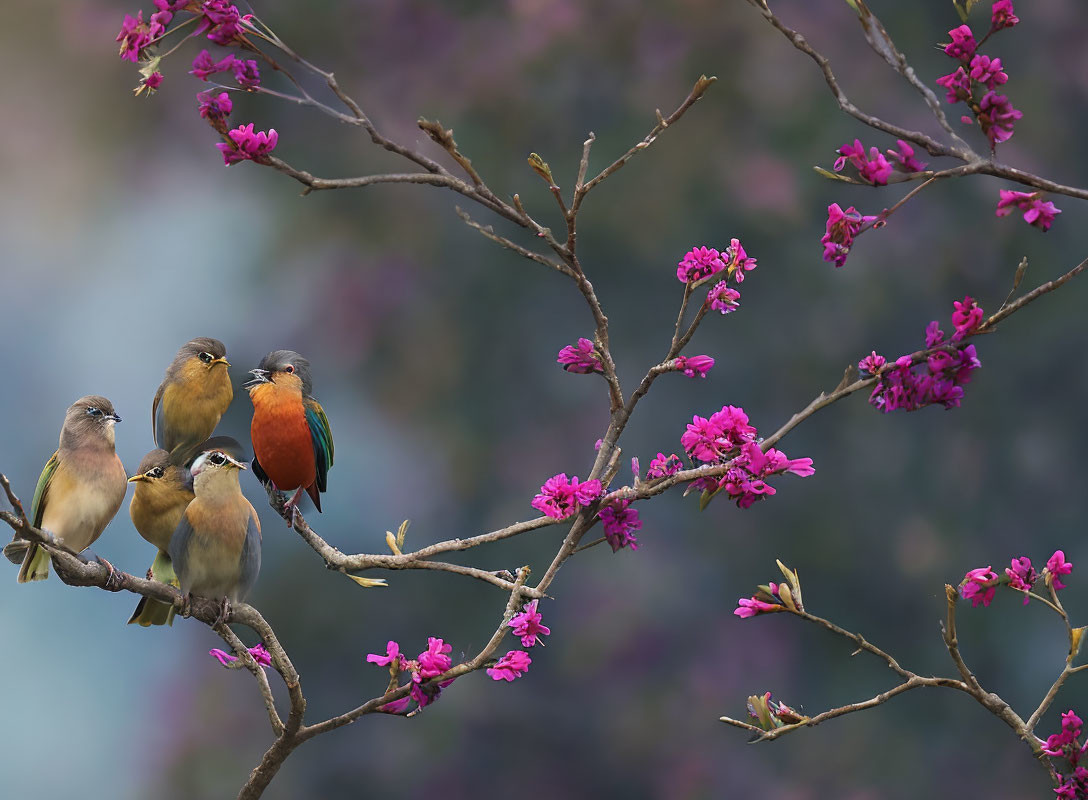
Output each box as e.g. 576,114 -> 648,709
1,0 -> 1086,797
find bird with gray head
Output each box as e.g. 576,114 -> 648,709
152,337 -> 233,462
4,396 -> 128,582
169,444 -> 261,621
246,350 -> 334,525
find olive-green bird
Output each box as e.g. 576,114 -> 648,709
3,396 -> 128,582
126,449 -> 193,627
152,337 -> 233,461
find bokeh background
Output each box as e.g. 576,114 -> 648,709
2,1 -> 1087,797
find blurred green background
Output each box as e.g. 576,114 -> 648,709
1,0 -> 1086,797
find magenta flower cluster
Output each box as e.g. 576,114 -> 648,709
734,582 -> 794,618
821,203 -> 877,268
645,452 -> 683,480
217,124 -> 279,165
556,337 -> 603,374
531,473 -> 602,520
936,2 -> 1023,149
860,298 -> 983,413
959,550 -> 1072,608
209,642 -> 272,669
996,190 -> 1061,232
1043,710 -> 1088,798
599,499 -> 642,552
190,49 -> 261,89
832,138 -> 927,186
487,600 -> 548,683
681,406 -> 813,508
673,354 -> 714,379
367,637 -> 457,713
676,239 -> 756,286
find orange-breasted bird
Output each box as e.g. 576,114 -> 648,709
126,449 -> 193,627
168,446 -> 261,614
3,396 -> 127,582
152,337 -> 233,461
245,350 -> 333,524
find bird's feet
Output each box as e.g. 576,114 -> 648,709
95,555 -> 121,590
283,487 -> 306,528
178,592 -> 193,618
213,597 -> 233,628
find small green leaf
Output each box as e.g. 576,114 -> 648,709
813,166 -> 859,184
527,152 -> 554,185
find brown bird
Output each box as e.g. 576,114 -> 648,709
4,396 -> 127,582
152,337 -> 233,461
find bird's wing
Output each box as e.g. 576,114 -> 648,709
167,508 -> 195,594
237,505 -> 262,601
152,381 -> 166,450
31,451 -> 60,529
304,399 -> 334,494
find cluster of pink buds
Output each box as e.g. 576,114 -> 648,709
959,550 -> 1072,608
366,637 -> 457,713
734,560 -> 803,619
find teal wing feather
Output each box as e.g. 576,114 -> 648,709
304,399 -> 334,494
31,451 -> 60,529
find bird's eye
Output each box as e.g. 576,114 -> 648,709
199,352 -> 214,364
284,364 -> 295,374
86,407 -> 102,417
148,467 -> 164,479
209,452 -> 226,466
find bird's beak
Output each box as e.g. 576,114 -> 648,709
244,368 -> 270,389
128,474 -> 149,483
225,455 -> 248,470
211,357 -> 231,368
106,413 -> 122,424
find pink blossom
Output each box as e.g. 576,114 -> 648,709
1047,551 -> 1073,590
487,650 -> 531,681
674,354 -> 714,379
951,296 -> 983,341
367,640 -> 406,670
230,58 -> 261,89
645,453 -> 682,480
978,91 -> 1022,146
944,25 -> 977,60
969,55 -> 1008,89
887,140 -> 927,173
116,12 -> 151,62
925,321 -> 945,348
833,139 -> 893,185
677,246 -> 726,284
143,72 -> 163,90
197,0 -> 244,45
995,190 -> 1061,232
599,500 -> 642,552
961,566 -> 998,607
531,473 -> 602,520
936,67 -> 972,104
708,281 -> 741,314
509,600 -> 551,647
821,203 -> 877,268
216,123 -> 278,165
198,90 -> 233,121
681,405 -> 757,463
725,238 -> 758,282
556,337 -> 603,374
990,0 -> 1019,30
190,50 -> 226,80
147,9 -> 173,39
734,596 -> 780,618
1005,556 -> 1037,603
858,351 -> 886,374
208,643 -> 272,669
417,637 -> 453,678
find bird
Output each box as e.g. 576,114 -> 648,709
152,337 -> 233,461
126,448 -> 193,627
245,350 -> 333,524
169,445 -> 261,619
3,396 -> 128,583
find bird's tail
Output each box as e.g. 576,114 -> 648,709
128,550 -> 178,627
16,543 -> 50,582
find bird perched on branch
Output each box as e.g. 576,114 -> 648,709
3,396 -> 127,582
127,449 -> 193,627
246,350 -> 333,524
127,438 -> 251,626
152,337 -> 233,460
169,445 -> 261,619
